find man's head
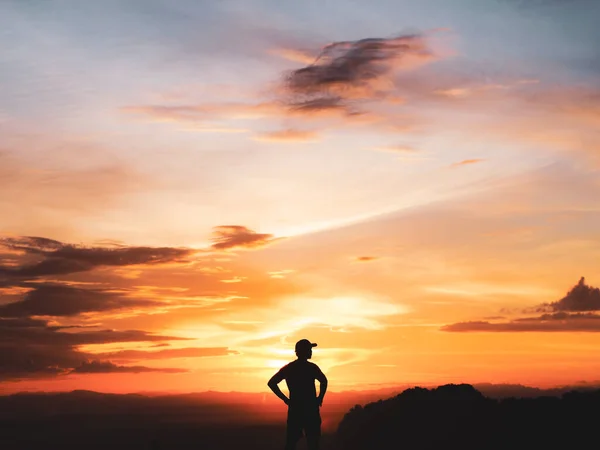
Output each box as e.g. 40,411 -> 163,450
295,339 -> 317,360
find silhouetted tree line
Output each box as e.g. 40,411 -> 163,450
334,383 -> 599,450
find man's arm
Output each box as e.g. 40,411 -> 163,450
267,370 -> 289,405
315,367 -> 328,407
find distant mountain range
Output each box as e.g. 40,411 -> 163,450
2,381 -> 598,420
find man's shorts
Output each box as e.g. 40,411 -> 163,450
286,404 -> 322,443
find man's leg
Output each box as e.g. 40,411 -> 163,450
285,407 -> 303,450
305,408 -> 322,450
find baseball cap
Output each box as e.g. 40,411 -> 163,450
295,339 -> 318,352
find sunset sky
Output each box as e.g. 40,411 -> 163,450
1,0 -> 600,395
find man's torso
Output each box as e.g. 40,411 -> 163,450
282,360 -> 319,405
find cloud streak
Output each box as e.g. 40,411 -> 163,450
210,226 -> 281,251
70,360 -> 187,374
450,159 -> 485,167
94,347 -> 238,361
441,314 -> 600,332
0,317 -> 190,380
253,129 -> 319,142
0,236 -> 195,278
0,283 -> 158,318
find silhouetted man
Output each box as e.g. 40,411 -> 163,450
268,339 -> 328,450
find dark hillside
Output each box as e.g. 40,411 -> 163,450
335,384 -> 600,450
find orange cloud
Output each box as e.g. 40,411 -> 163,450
70,360 -> 186,374
93,347 -> 238,361
253,129 -> 319,142
220,276 -> 246,283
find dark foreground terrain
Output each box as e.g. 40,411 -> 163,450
337,384 -> 600,450
1,384 -> 600,449
0,390 -> 333,450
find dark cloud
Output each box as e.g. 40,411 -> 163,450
70,360 -> 186,374
96,347 -> 238,361
0,234 -> 258,380
543,277 -> 600,312
210,226 -> 280,250
0,317 -> 189,380
0,317 -> 188,347
288,97 -> 353,116
281,34 -> 433,114
0,236 -> 194,278
2,236 -> 64,253
0,283 -> 158,317
442,278 -> 600,332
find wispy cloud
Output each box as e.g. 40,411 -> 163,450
210,226 -> 282,251
93,347 -> 238,361
0,236 -> 195,277
253,129 -> 319,142
267,270 -> 295,279
70,360 -> 187,374
220,276 -> 246,283
373,145 -> 419,154
0,283 -> 158,318
0,317 -> 190,381
450,159 -> 485,167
